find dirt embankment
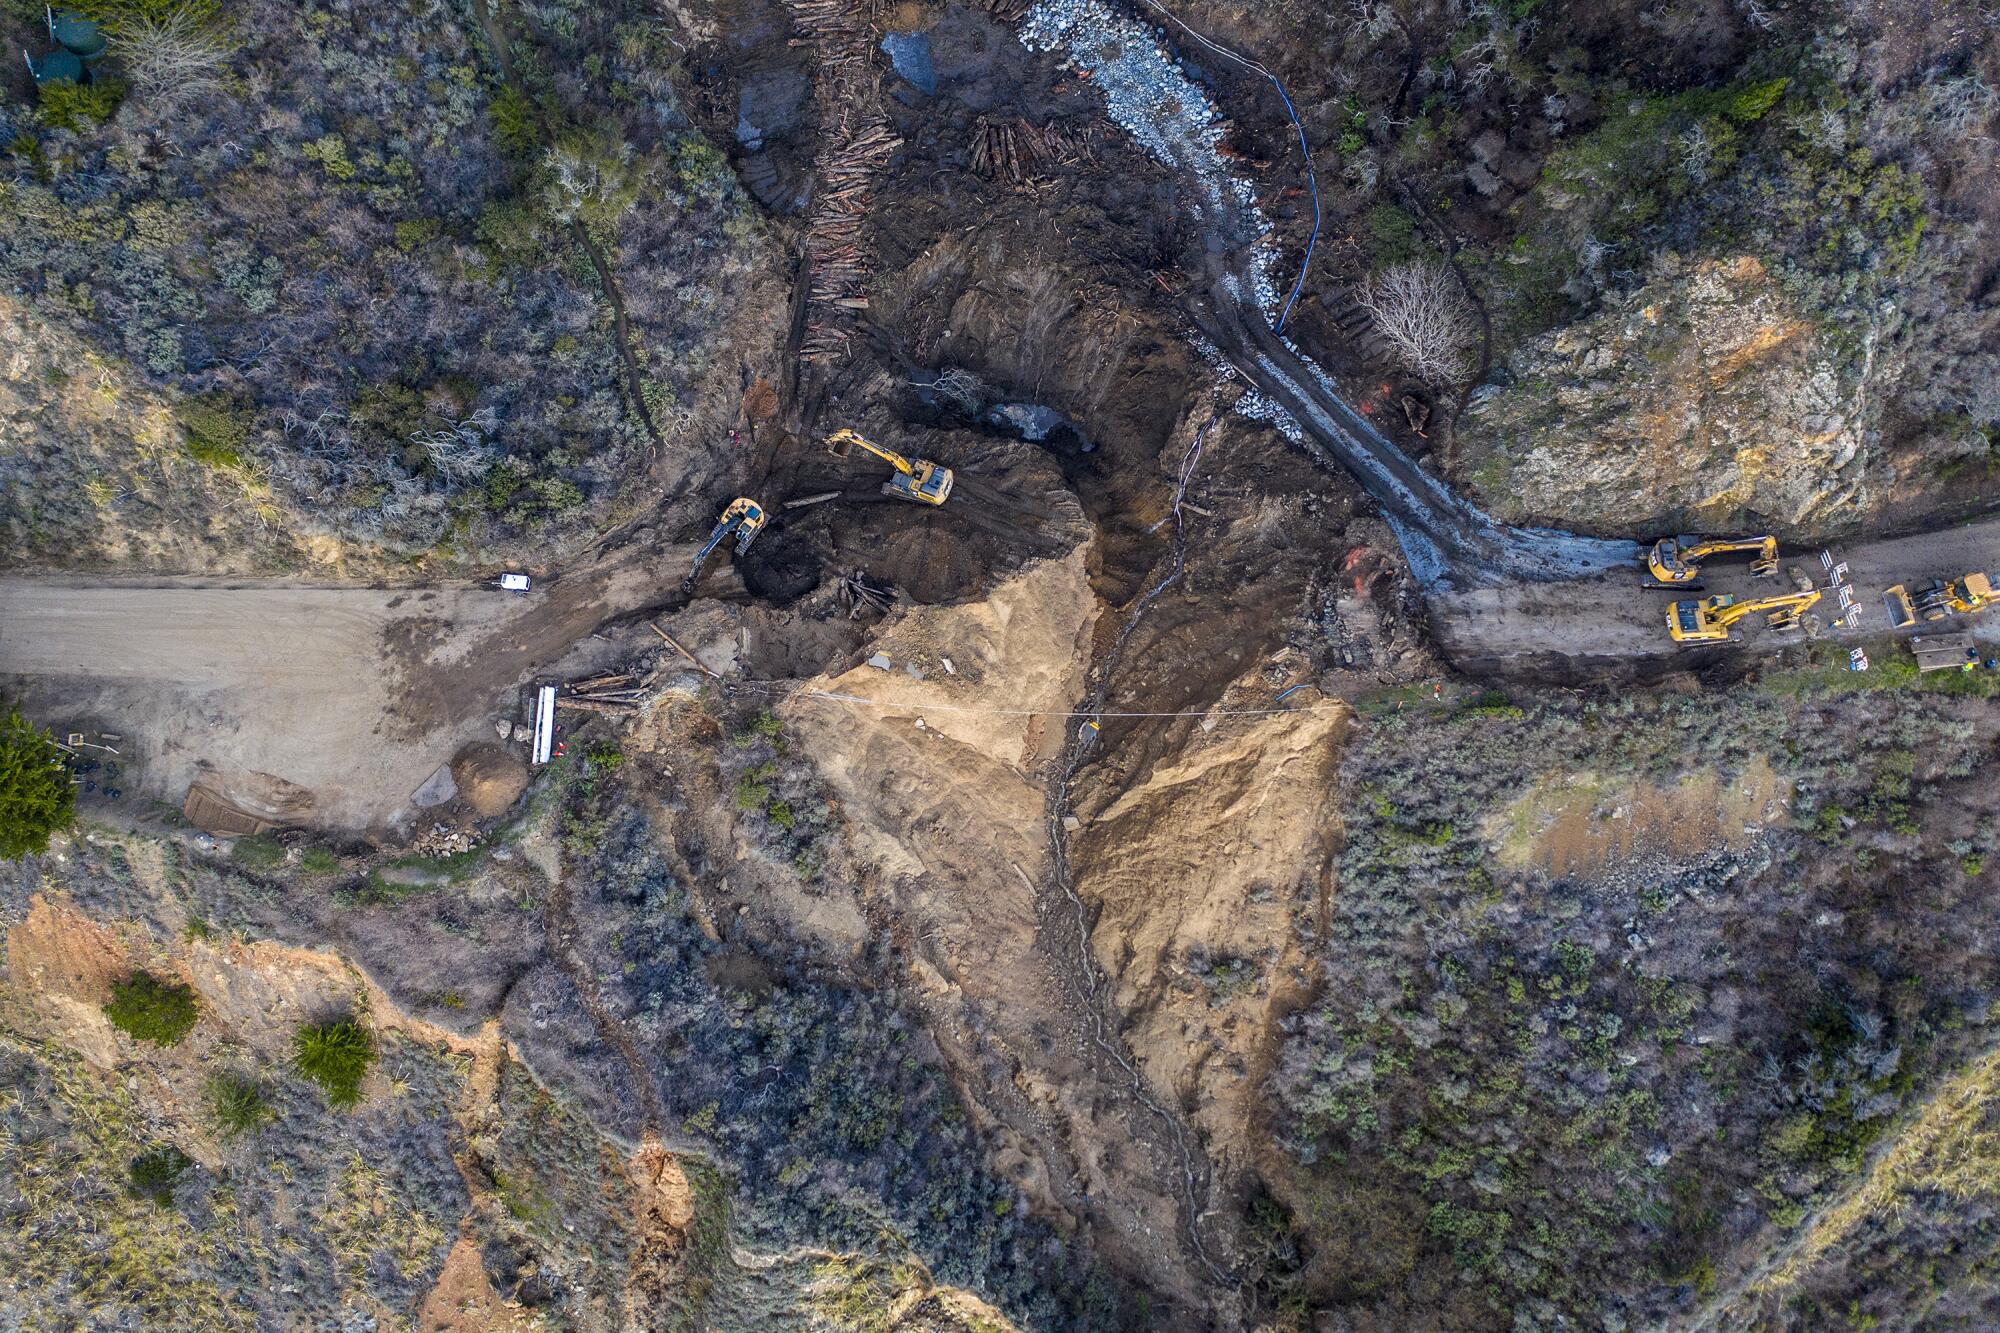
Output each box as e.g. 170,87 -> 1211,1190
1068,698 -> 1346,1199
780,550 -> 1192,1256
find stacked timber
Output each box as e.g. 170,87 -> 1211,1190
789,0 -> 901,360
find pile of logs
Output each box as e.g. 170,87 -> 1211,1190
555,672 -> 647,716
789,0 -> 901,361
970,115 -> 1091,185
837,568 -> 895,618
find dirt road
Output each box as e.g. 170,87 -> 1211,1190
1432,515 -> 2000,675
0,545 -> 695,833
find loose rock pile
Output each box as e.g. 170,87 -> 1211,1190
414,822 -> 479,856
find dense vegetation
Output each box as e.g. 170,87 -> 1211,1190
1245,0 -> 1999,493
1263,683 -> 2000,1328
558,775 -> 1127,1329
0,0 -> 762,572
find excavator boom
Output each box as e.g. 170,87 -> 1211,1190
1667,587 -> 1821,643
826,428 -> 913,475
1647,534 -> 1780,585
824,429 -> 953,506
680,497 -> 767,592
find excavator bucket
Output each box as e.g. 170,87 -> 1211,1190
1883,585 -> 1916,630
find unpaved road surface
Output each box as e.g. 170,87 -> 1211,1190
1433,514 -> 2000,674
0,545 -> 694,833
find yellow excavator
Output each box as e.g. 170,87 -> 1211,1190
826,428 -> 953,506
1883,572 -> 1998,629
1667,587 -> 1822,644
680,497 -> 767,593
1647,534 -> 1780,585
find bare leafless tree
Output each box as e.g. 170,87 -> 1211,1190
1357,261 -> 1477,386
115,7 -> 229,107
911,366 -> 984,412
411,409 -> 499,484
1924,73 -> 1998,141
1736,0 -> 1776,30
1678,122 -> 1715,183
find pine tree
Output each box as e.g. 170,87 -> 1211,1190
0,709 -> 76,860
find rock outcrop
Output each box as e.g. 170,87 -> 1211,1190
1457,255 -> 1898,536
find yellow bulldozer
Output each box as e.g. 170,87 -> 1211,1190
1666,587 -> 1821,644
826,428 -> 953,506
1882,572 -> 1997,629
1647,534 -> 1780,585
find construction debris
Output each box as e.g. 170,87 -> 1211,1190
969,115 -> 1090,185
839,568 -> 895,618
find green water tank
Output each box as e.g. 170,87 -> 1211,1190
31,48 -> 84,84
51,11 -> 105,60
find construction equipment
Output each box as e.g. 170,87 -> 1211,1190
1882,572 -> 1997,629
681,497 -> 766,593
1647,534 -> 1780,585
825,428 -> 953,506
1666,588 -> 1822,644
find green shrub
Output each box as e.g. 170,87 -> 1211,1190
230,835 -> 284,870
1724,77 -> 1789,125
302,133 -> 356,180
0,707 -> 75,859
1457,689 -> 1525,721
482,461 -> 525,512
176,395 -> 253,469
299,846 -> 340,875
293,1018 -> 375,1108
126,1145 -> 192,1207
36,77 -> 125,132
104,970 -> 199,1046
205,1071 -> 273,1139
488,84 -> 541,157
393,217 -> 441,251
734,762 -> 776,811
1366,203 -> 1423,265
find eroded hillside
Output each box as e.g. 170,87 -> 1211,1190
6,0 -> 2000,1330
